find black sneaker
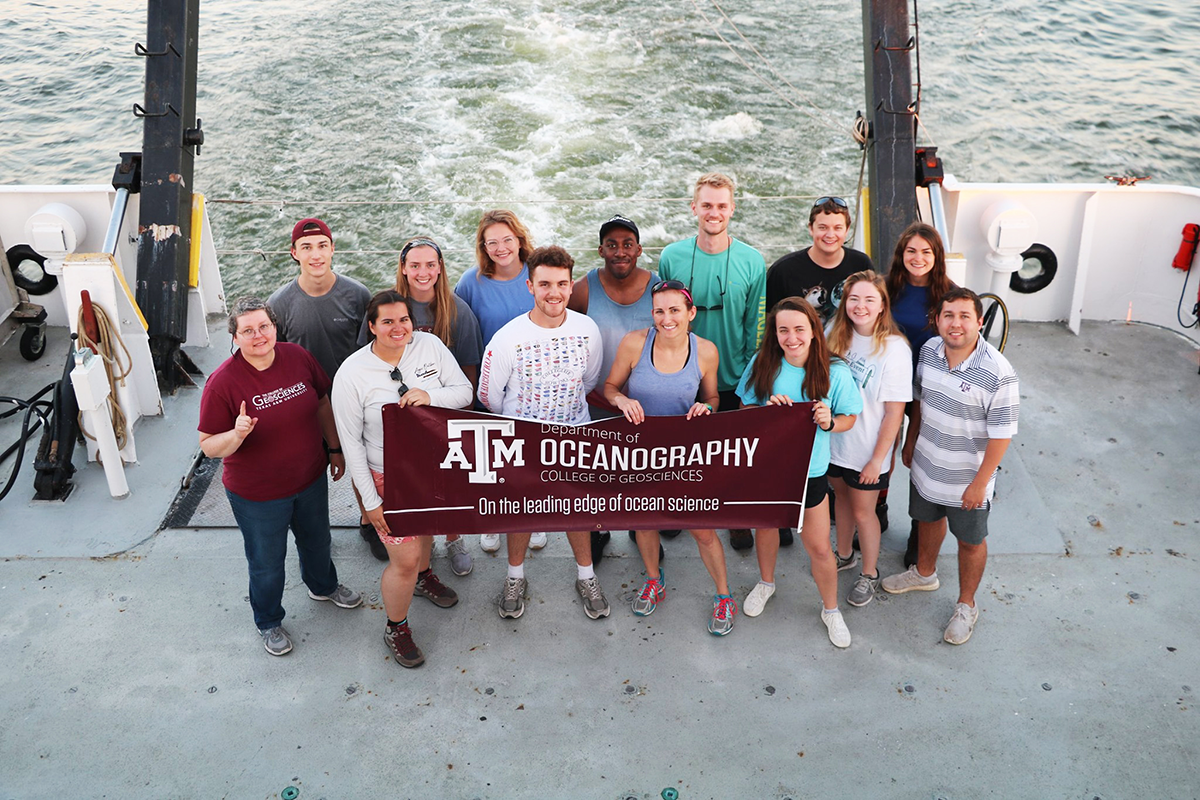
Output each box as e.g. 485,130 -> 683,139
361,523 -> 388,561
384,623 -> 425,668
729,529 -> 754,550
779,527 -> 794,547
875,501 -> 889,533
660,529 -> 682,539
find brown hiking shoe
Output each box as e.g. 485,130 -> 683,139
383,623 -> 425,668
413,570 -> 459,608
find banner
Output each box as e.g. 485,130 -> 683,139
382,405 -> 816,536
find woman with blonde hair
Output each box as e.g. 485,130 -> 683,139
826,270 -> 912,608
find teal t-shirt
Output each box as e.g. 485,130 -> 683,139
657,236 -> 766,392
735,357 -> 863,477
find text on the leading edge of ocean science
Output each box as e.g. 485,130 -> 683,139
382,405 -> 817,536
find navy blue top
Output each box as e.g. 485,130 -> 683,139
891,283 -> 935,362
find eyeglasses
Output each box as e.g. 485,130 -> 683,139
813,196 -> 849,209
236,322 -> 275,338
400,237 -> 442,263
651,279 -> 693,305
390,366 -> 410,395
484,235 -> 517,251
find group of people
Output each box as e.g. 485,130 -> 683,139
198,172 -> 1019,667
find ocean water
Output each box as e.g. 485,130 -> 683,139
2,0 -> 1198,299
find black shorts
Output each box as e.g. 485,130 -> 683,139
803,474 -> 830,509
827,462 -> 891,491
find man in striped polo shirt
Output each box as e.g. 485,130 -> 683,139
880,288 -> 1019,645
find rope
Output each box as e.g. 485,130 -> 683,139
75,303 -> 132,451
703,0 -> 848,133
206,194 -> 834,207
687,0 -> 853,138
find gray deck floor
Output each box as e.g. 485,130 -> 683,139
1,320 -> 1198,799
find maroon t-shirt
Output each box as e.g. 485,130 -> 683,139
198,342 -> 331,502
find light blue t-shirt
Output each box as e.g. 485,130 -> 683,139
735,357 -> 863,477
454,265 -> 534,347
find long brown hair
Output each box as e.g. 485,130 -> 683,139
828,270 -> 901,357
885,223 -> 953,330
748,297 -> 833,403
474,209 -> 533,278
396,236 -> 457,349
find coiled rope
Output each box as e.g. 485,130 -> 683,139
75,303 -> 132,451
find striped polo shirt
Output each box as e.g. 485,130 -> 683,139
910,336 -> 1019,508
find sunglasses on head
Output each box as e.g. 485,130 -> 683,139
813,196 -> 849,209
652,279 -> 694,305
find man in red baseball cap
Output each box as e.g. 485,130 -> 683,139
268,219 -> 382,559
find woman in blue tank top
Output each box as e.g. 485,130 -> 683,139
602,280 -> 736,635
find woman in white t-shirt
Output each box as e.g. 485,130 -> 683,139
827,271 -> 912,608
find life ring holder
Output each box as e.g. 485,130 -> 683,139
5,244 -> 58,296
1010,243 -> 1057,294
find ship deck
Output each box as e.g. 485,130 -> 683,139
1,319 -> 1198,799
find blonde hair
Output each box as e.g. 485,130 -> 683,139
692,172 -> 736,202
828,270 -> 901,357
396,237 -> 458,349
474,210 -> 533,279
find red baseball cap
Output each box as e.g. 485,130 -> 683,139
291,217 -> 333,245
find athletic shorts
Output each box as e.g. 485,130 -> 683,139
908,483 -> 988,545
371,470 -> 417,546
827,463 -> 891,491
804,474 -> 830,509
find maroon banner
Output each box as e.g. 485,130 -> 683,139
382,405 -> 816,535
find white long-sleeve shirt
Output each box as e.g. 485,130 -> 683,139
477,310 -> 603,425
332,332 -> 472,510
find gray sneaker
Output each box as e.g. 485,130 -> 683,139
944,602 -> 979,645
308,584 -> 363,608
881,565 -> 940,594
446,538 -> 473,576
575,576 -> 611,619
835,550 -> 859,572
498,576 -> 528,619
708,595 -> 737,636
846,572 -> 880,607
260,626 -> 292,656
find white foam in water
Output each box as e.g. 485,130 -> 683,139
706,112 -> 764,140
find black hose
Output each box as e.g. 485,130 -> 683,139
0,383 -> 56,502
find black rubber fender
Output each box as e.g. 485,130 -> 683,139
5,244 -> 58,295
1010,243 -> 1057,294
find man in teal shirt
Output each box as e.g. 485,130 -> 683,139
658,172 -> 766,411
658,173 -> 766,551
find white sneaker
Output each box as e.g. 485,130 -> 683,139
943,602 -> 979,645
743,581 -> 775,617
822,608 -> 851,648
529,531 -> 550,550
480,533 -> 501,553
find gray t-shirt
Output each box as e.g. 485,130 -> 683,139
356,294 -> 484,369
268,274 -> 372,380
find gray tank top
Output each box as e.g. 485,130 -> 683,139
625,329 -> 702,416
585,268 -> 657,384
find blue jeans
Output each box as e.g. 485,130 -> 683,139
226,473 -> 339,631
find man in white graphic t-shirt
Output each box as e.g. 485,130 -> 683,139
478,246 -> 610,622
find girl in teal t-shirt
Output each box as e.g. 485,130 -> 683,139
734,297 -> 862,648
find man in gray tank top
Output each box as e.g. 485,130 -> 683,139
567,215 -> 661,561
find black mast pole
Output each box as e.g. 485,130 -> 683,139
862,0 -> 917,268
134,0 -> 203,392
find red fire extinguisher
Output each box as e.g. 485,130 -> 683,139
1173,223 -> 1199,271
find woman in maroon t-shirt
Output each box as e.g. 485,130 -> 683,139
198,296 -> 363,657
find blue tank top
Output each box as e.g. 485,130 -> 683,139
625,329 -> 702,416
585,268 -> 657,384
